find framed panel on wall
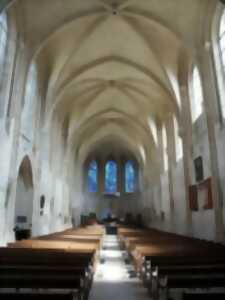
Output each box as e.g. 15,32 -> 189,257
199,178 -> 213,210
194,156 -> 204,182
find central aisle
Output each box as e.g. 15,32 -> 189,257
89,235 -> 150,300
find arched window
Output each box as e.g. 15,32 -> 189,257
219,9 -> 225,117
105,160 -> 117,193
125,161 -> 135,193
219,9 -> 225,68
0,12 -> 7,114
21,62 -> 38,140
148,117 -> 158,145
0,12 -> 7,73
162,125 -> 168,172
190,66 -> 204,122
87,160 -> 98,193
174,116 -> 183,162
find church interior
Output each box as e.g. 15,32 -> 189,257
0,0 -> 225,299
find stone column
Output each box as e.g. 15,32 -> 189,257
98,159 -> 105,194
198,43 -> 224,241
166,114 -> 176,229
117,158 -> 124,195
4,45 -> 29,242
180,85 -> 193,235
156,120 -> 164,216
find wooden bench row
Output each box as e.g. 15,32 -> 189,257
118,226 -> 225,300
0,225 -> 105,300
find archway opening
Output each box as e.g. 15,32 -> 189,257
14,156 -> 34,240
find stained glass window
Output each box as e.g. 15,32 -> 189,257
105,160 -> 117,193
87,161 -> 98,193
125,161 -> 135,193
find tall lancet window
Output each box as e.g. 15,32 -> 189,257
174,116 -> 183,162
190,66 -> 204,122
0,12 -> 7,73
162,125 -> 168,172
125,161 -> 135,193
0,12 -> 7,113
220,9 -> 225,69
21,62 -> 38,141
105,160 -> 117,193
87,160 -> 98,193
219,9 -> 225,117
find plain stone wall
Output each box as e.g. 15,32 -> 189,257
172,160 -> 187,235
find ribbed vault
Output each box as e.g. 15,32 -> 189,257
4,0 -> 217,175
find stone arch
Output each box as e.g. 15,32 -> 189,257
14,155 -> 34,239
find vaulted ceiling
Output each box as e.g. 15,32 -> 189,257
5,0 -> 217,170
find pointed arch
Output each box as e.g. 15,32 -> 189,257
14,156 -> 34,239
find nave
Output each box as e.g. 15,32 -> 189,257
1,0 -> 225,247
1,0 -> 225,298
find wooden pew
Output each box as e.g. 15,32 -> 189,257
0,272 -> 84,298
0,225 -> 105,300
34,225 -> 104,239
38,235 -> 102,248
0,247 -> 93,264
0,247 -> 93,300
7,239 -> 99,272
151,263 -> 225,300
33,227 -> 104,248
0,293 -> 75,300
183,292 -> 225,300
118,226 -> 225,300
8,240 -> 99,251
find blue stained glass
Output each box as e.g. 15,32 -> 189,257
125,161 -> 135,193
87,161 -> 97,192
105,160 -> 117,193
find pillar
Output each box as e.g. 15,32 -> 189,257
180,85 -> 194,235
166,114 -> 176,229
198,42 -> 224,241
98,159 -> 105,194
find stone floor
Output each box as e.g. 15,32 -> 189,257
89,235 -> 151,300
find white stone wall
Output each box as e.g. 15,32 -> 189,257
0,14 -> 72,246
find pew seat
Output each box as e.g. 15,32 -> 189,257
183,292 -> 225,300
118,225 -> 225,300
0,293 -> 75,300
